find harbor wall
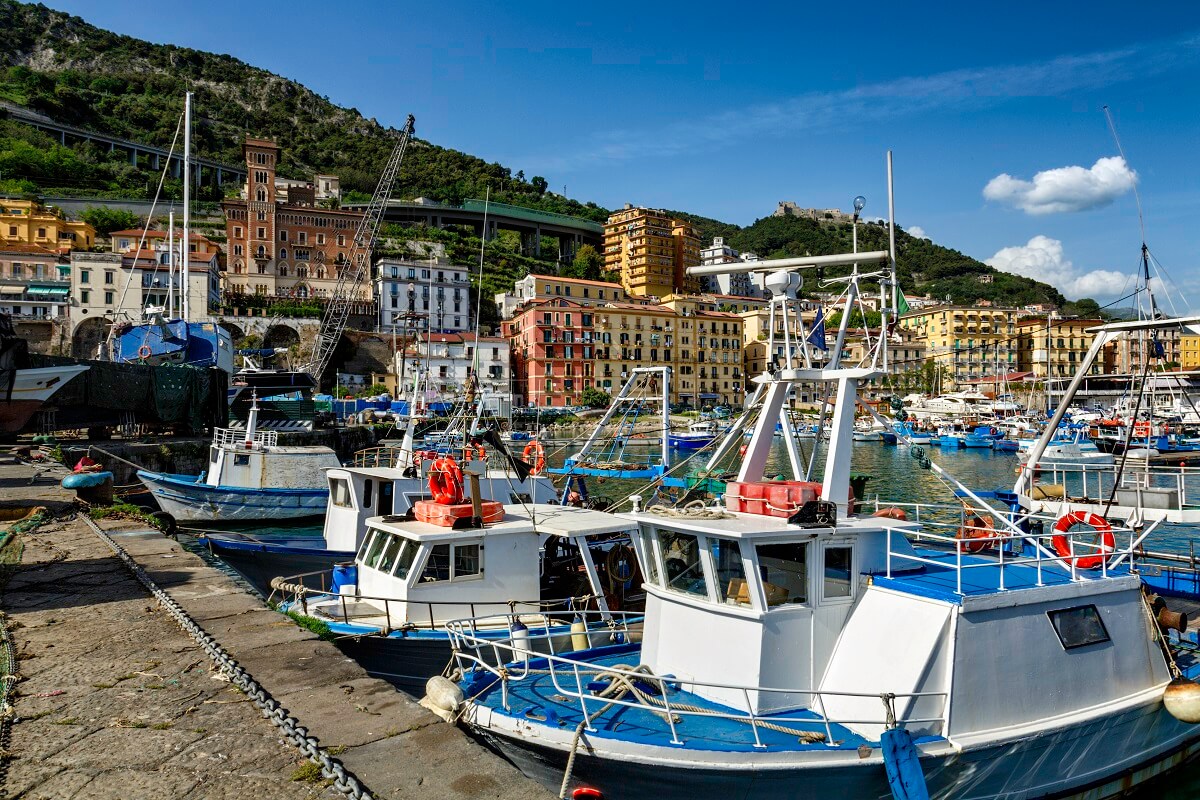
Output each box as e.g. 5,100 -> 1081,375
61,425 -> 385,485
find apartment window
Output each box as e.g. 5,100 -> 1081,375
80,269 -> 90,284
298,232 -> 307,244
337,235 -> 345,246
317,233 -> 325,245
6,226 -> 14,237
279,248 -> 287,260
233,245 -> 243,256
80,289 -> 90,303
104,290 -> 114,304
37,227 -> 46,238
279,230 -> 287,242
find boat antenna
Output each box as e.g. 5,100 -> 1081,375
1103,105 -> 1158,320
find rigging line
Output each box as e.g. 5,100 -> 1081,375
109,113 -> 184,331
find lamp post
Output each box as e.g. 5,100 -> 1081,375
852,195 -> 865,257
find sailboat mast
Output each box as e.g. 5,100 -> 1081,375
167,209 -> 175,316
182,91 -> 192,323
886,150 -> 898,374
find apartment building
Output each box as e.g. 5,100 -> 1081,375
899,306 -> 1022,387
376,254 -> 471,334
699,237 -> 760,297
0,197 -> 95,253
494,273 -> 632,319
1015,317 -> 1107,379
393,332 -> 510,411
70,249 -> 221,330
0,243 -> 69,320
1182,334 -> 1200,371
603,205 -> 701,298
109,229 -> 221,258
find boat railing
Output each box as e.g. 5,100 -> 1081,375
268,569 -> 601,634
213,427 -> 278,449
350,445 -> 511,472
445,610 -> 948,747
881,510 -> 1143,596
1017,460 -> 1200,510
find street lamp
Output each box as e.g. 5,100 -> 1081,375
851,195 -> 866,255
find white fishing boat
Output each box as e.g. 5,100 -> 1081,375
138,394 -> 340,523
0,364 -> 90,434
442,175 -> 1200,800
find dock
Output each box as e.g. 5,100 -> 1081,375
0,453 -> 551,799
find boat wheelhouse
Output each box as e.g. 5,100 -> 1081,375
272,504 -> 643,692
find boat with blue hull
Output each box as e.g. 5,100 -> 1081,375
442,238 -> 1200,799
271,504 -> 644,693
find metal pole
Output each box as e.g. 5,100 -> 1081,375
182,91 -> 191,323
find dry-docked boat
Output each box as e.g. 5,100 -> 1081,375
440,242 -> 1200,799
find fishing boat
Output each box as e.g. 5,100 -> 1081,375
137,394 -> 340,524
0,315 -> 90,434
272,503 -> 642,693
668,420 -> 722,450
443,195 -> 1200,799
197,444 -> 559,593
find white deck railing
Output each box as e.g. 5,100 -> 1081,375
446,610 -> 948,748
213,427 -> 277,449
1016,460 -> 1200,511
873,501 -> 1146,595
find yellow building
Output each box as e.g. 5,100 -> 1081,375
1182,334 -> 1200,371
1015,317 -> 1107,379
0,198 -> 95,252
899,306 -> 1021,388
604,205 -> 701,298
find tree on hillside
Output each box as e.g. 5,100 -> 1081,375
530,176 -> 548,195
80,206 -> 140,236
562,244 -> 603,281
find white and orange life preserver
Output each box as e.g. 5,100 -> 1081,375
1051,510 -> 1115,569
137,344 -> 153,359
523,440 -> 546,475
428,455 -> 465,505
957,513 -> 997,554
1134,421 -> 1152,437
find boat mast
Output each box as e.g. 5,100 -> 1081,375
167,209 -> 175,317
182,91 -> 192,323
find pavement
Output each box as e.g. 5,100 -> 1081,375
0,452 -> 553,800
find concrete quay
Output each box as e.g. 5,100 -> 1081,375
0,455 -> 551,800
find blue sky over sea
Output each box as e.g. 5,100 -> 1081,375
47,1 -> 1200,308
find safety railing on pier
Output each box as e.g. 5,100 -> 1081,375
212,427 -> 277,449
268,569 -> 601,634
445,610 -> 948,747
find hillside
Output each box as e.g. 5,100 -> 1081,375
0,0 -> 607,219
0,1 -> 1079,309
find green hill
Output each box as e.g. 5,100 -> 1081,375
0,0 -> 1077,309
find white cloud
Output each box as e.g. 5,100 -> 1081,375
982,157 -> 1137,215
907,225 -> 928,240
985,236 -> 1129,299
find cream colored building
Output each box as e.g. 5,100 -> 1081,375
899,306 -> 1021,387
0,197 -> 95,253
1015,317 -> 1107,379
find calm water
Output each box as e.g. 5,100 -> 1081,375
199,436 -> 1200,796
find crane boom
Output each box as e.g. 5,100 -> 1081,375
304,114 -> 416,381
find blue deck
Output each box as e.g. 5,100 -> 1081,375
872,547 -> 1133,604
465,645 -> 931,752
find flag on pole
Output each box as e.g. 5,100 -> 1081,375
897,287 -> 911,316
807,308 -> 828,351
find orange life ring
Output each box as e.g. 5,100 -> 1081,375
1134,422 -> 1152,437
957,514 -> 996,554
522,440 -> 546,475
428,455 -> 465,505
1052,510 -> 1115,569
872,507 -> 908,521
137,344 -> 153,359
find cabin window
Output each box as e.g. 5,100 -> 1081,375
356,528 -> 379,562
331,478 -> 352,508
420,542 -> 483,583
209,447 -> 219,464
393,539 -> 417,578
639,532 -> 660,586
363,531 -> 391,570
657,530 -> 707,597
711,538 -> 750,606
823,545 -> 853,600
234,454 -> 250,466
376,535 -> 403,574
1048,605 -> 1110,650
756,542 -> 808,606
363,479 -> 373,509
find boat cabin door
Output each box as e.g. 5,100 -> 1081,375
378,482 -> 393,516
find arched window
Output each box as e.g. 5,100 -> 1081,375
316,266 -> 325,280
297,265 -> 308,278
256,187 -> 267,202
233,259 -> 244,274
279,247 -> 287,260
278,264 -> 288,277
256,245 -> 265,258
296,284 -> 309,299
315,250 -> 325,263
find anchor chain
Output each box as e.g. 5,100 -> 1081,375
79,515 -> 374,800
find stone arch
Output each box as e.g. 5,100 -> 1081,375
71,316 -> 110,359
264,324 -> 300,352
217,321 -> 245,345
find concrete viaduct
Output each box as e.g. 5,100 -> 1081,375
343,198 -> 605,263
1,102 -> 246,188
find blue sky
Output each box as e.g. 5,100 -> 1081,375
44,1 -> 1200,308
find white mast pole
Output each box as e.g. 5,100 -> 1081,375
182,91 -> 192,322
167,209 -> 175,316
886,150 -> 898,375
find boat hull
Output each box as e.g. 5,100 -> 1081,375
668,435 -> 716,451
466,694 -> 1200,800
1,365 -> 90,433
138,470 -> 327,523
200,535 -> 347,595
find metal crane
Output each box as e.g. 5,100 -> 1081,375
303,114 -> 416,382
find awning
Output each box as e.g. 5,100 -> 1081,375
27,286 -> 69,295
0,286 -> 23,295
699,393 -> 720,399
